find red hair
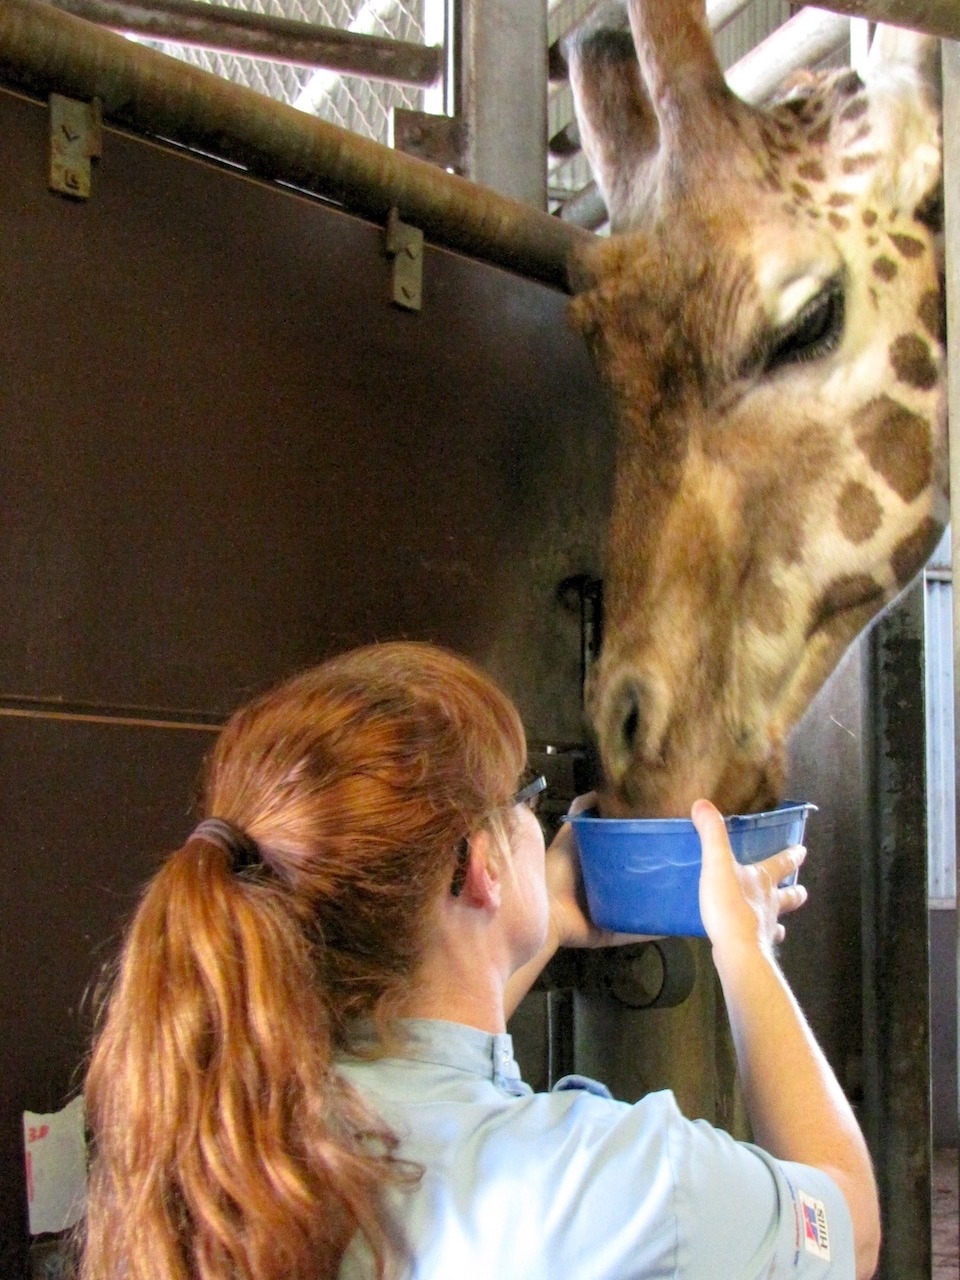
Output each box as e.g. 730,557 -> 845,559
79,642 -> 526,1280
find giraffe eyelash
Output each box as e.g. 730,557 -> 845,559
762,277 -> 846,373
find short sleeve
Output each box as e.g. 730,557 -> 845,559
669,1113 -> 856,1276
527,1086 -> 856,1278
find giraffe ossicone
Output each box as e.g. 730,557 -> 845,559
567,0 -> 947,818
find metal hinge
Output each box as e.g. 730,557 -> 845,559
49,94 -> 102,200
391,109 -> 467,174
384,206 -> 423,312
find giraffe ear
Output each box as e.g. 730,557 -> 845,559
864,27 -> 941,217
566,15 -> 659,229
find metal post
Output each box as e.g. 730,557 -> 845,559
863,585 -> 932,1279
944,30 -> 960,1240
457,0 -> 547,208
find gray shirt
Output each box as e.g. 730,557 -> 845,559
337,1018 -> 855,1279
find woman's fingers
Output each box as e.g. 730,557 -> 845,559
694,802 -> 812,948
565,790 -> 598,818
777,880 -> 808,916
768,843 -> 807,881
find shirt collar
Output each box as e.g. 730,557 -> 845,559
350,1017 -> 532,1097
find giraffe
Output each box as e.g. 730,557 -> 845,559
565,0 -> 947,818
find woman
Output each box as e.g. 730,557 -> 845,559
79,641 -> 879,1280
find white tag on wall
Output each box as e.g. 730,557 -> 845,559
23,1096 -> 87,1236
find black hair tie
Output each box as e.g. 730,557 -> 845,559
190,817 -> 263,874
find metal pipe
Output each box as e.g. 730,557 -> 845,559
725,8 -> 850,104
0,0 -> 588,290
814,0 -> 960,41
943,32 -> 960,1198
705,0 -> 754,32
41,0 -> 442,86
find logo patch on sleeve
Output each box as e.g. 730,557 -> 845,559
799,1191 -> 831,1261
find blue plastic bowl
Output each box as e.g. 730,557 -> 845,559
568,802 -> 816,937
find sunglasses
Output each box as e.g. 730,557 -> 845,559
450,772 -> 548,896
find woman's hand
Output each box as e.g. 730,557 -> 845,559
692,798 -> 808,954
545,793 -> 650,950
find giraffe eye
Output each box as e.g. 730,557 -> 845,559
764,279 -> 845,372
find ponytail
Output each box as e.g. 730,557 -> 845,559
80,837 -> 409,1280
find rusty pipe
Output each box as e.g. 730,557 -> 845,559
0,0 -> 588,290
812,0 -> 960,41
42,0 -> 443,86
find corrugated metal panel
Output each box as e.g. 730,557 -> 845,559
924,573 -> 957,905
714,0 -> 791,69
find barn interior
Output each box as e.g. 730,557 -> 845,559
0,1 -> 957,1276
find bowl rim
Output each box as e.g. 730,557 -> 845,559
566,800 -> 817,831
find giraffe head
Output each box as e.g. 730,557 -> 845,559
567,2 -> 946,817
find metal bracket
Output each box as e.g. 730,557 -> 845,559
391,108 -> 467,173
557,574 -> 603,705
384,207 -> 423,312
581,939 -> 697,1011
49,94 -> 102,200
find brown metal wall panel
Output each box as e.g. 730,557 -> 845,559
0,714 -> 214,1275
0,86 -> 612,740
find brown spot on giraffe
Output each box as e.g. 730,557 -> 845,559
808,574 -> 885,638
847,122 -> 873,147
840,97 -> 870,122
918,289 -> 944,342
862,209 -> 878,227
827,191 -> 853,207
914,184 -> 943,232
835,70 -> 864,96
890,333 -> 939,390
891,517 -> 941,587
808,118 -> 832,146
853,395 -> 932,501
842,153 -> 880,175
888,232 -> 925,259
828,212 -> 849,231
837,480 -> 883,544
872,256 -> 897,281
797,160 -> 826,182
791,181 -> 812,201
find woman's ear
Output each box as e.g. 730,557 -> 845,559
458,830 -> 503,911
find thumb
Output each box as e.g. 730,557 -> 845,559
691,798 -> 730,863
692,799 -> 740,922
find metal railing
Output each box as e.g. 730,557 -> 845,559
42,0 -> 443,145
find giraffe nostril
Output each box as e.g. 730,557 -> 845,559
622,698 -> 640,754
598,673 -> 658,786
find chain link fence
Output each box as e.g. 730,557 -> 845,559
143,0 -> 429,146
